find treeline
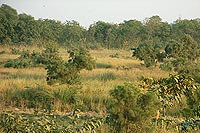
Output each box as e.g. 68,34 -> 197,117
1,4 -> 200,49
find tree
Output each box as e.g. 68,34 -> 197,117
163,34 -> 200,77
144,16 -> 171,42
59,20 -> 86,45
132,40 -> 166,67
171,19 -> 200,44
106,82 -> 160,132
44,43 -> 95,85
117,20 -> 143,48
0,4 -> 18,43
14,13 -> 40,44
87,21 -> 117,48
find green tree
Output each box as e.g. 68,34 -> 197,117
163,34 -> 200,79
106,82 -> 160,132
171,19 -> 200,44
59,20 -> 86,45
117,20 -> 143,48
144,16 -> 171,42
87,21 -> 117,48
132,40 -> 166,67
0,4 -> 18,43
44,43 -> 95,85
14,13 -> 40,44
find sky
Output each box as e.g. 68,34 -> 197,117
0,0 -> 200,28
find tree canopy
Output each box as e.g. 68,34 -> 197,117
1,4 -> 200,50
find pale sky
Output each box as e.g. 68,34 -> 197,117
0,0 -> 200,28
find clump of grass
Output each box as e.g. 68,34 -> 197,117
96,63 -> 113,69
54,86 -> 79,112
99,72 -> 117,81
3,87 -> 55,111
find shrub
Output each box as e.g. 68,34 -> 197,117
4,49 -> 36,68
106,82 -> 160,132
0,110 -> 103,133
10,48 -> 21,54
4,57 -> 33,68
160,60 -> 173,71
109,53 -> 119,58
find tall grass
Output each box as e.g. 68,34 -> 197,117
0,47 -> 172,114
0,68 -> 46,91
99,72 -> 117,81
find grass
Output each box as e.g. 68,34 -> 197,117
0,46 -> 171,111
0,68 -> 47,91
0,46 -> 170,102
0,46 -> 181,132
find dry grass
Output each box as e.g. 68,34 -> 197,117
0,68 -> 46,91
79,49 -> 171,102
0,47 -> 171,93
0,47 -> 172,112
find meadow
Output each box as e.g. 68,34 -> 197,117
0,45 -> 177,132
0,46 -> 170,104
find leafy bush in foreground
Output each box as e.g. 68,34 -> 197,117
0,109 -> 103,133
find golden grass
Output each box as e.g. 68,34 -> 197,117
0,54 -> 19,59
0,68 -> 46,91
79,48 -> 171,101
0,47 -> 172,103
90,48 -> 132,58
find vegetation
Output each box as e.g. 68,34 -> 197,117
106,82 -> 160,132
1,4 -> 200,49
0,109 -> 103,133
0,4 -> 200,133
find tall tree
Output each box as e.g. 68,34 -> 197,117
0,4 -> 18,43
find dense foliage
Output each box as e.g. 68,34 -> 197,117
0,110 -> 103,133
1,4 -> 200,49
45,45 -> 95,85
106,82 -> 160,132
132,34 -> 200,82
141,74 -> 200,132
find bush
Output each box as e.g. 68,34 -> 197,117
4,58 -> 33,68
0,110 -> 103,133
106,82 -> 160,132
10,48 -> 21,54
160,60 -> 173,71
4,49 -> 39,68
109,53 -> 119,58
